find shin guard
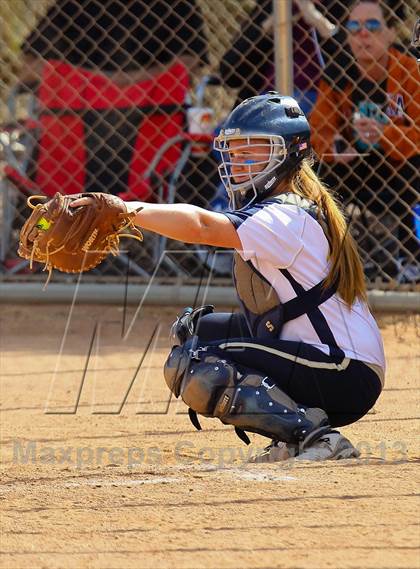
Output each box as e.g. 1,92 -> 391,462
164,341 -> 330,444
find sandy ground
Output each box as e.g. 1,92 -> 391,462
0,303 -> 419,569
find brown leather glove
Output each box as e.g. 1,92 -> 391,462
18,192 -> 143,285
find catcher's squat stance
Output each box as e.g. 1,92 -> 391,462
32,94 -> 386,461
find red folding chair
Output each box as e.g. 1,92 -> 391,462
1,59 -> 190,274
4,59 -> 189,199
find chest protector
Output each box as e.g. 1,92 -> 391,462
233,193 -> 337,341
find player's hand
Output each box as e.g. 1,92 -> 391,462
70,196 -> 95,208
353,117 -> 383,145
70,196 -> 144,215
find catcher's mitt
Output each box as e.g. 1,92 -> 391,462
18,192 -> 143,285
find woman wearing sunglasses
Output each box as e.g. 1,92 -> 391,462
310,0 -> 419,283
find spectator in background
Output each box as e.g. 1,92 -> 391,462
218,0 -> 339,115
218,0 -> 410,115
16,0 -> 208,199
317,0 -> 413,91
310,0 -> 419,282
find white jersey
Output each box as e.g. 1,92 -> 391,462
225,200 -> 386,373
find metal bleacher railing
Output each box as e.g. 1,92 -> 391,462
0,0 -> 418,295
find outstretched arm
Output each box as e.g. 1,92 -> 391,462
128,202 -> 241,249
71,198 -> 241,250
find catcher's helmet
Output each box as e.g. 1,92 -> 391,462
214,92 -> 311,209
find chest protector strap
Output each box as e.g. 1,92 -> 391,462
233,193 -> 338,345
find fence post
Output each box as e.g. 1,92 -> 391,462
273,0 -> 293,95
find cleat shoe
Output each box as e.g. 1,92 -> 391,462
295,432 -> 360,461
248,440 -> 297,463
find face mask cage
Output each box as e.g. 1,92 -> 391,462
213,134 -> 287,210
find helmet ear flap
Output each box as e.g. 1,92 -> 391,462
290,134 -> 310,156
291,136 -> 300,158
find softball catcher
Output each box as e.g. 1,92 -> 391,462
19,93 -> 385,461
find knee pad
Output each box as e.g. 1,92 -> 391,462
164,340 -> 233,413
164,341 -> 330,445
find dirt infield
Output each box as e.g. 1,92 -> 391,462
1,303 -> 419,569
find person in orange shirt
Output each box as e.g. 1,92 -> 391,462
310,0 -> 419,282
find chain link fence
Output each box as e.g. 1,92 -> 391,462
0,0 -> 419,291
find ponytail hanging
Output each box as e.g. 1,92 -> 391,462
289,159 -> 367,306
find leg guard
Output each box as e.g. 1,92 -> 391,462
164,341 -> 330,445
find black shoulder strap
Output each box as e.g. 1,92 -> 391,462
280,275 -> 338,324
244,193 -> 344,359
281,269 -> 345,360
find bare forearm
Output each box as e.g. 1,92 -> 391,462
126,201 -> 241,249
128,202 -> 214,244
67,194 -> 238,248
295,0 -> 337,39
